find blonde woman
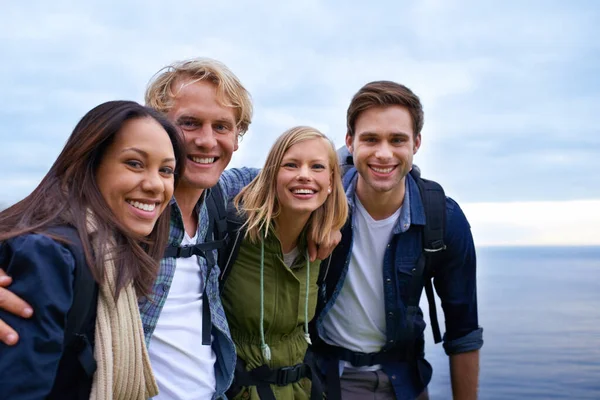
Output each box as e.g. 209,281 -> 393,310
220,126 -> 349,399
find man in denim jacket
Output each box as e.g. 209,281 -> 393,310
314,81 -> 483,400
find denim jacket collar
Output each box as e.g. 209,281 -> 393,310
343,168 -> 426,234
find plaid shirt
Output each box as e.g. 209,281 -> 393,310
139,167 -> 259,399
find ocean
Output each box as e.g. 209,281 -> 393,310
423,246 -> 600,399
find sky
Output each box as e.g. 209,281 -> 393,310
0,0 -> 598,246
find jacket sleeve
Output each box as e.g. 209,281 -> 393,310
0,234 -> 75,400
219,167 -> 260,202
433,198 -> 484,356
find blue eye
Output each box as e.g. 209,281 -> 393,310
177,119 -> 201,131
283,162 -> 297,168
313,164 -> 326,170
215,123 -> 231,132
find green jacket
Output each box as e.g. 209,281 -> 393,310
221,232 -> 321,400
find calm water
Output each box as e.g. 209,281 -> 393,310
423,246 -> 600,399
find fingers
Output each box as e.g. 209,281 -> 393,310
0,284 -> 34,319
0,319 -> 19,345
316,244 -> 329,261
316,230 -> 342,261
0,269 -> 11,287
308,240 -> 317,262
0,270 -> 31,345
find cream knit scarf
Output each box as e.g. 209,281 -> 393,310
88,217 -> 159,400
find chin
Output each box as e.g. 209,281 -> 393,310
127,225 -> 154,238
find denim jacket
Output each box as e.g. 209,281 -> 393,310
316,168 -> 483,400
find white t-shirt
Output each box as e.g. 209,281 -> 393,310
149,231 -> 217,399
321,195 -> 401,371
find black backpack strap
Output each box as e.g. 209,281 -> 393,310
227,356 -> 324,400
163,185 -> 229,260
218,201 -> 247,291
46,225 -> 98,378
202,184 -> 228,346
409,168 -> 446,344
207,183 -> 228,244
162,185 -> 230,346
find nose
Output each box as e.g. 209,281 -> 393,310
297,164 -> 312,181
141,170 -> 164,194
374,141 -> 393,160
192,124 -> 217,150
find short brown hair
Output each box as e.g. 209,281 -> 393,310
145,58 -> 253,137
346,80 -> 424,138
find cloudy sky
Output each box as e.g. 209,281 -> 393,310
1,0 -> 598,246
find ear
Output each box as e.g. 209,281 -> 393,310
233,131 -> 240,152
345,133 -> 354,153
413,133 -> 422,154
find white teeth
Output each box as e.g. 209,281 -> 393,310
191,157 -> 215,164
127,200 -> 156,212
372,166 -> 393,174
293,189 -> 315,194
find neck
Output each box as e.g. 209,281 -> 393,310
356,176 -> 406,220
274,210 -> 310,254
174,185 -> 205,236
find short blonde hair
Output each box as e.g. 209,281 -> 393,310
235,126 -> 349,245
145,58 -> 253,136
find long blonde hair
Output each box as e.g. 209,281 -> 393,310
235,126 -> 348,244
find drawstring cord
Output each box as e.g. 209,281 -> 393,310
303,250 -> 312,345
259,241 -> 313,363
260,239 -> 272,361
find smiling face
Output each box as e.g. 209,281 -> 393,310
347,105 -> 421,198
166,79 -> 239,196
95,117 -> 176,237
276,138 -> 332,220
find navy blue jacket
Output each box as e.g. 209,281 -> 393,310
316,169 -> 484,400
0,233 -> 96,400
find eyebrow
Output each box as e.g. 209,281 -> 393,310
121,147 -> 176,163
176,115 -> 236,126
358,131 -> 411,137
282,156 -> 328,163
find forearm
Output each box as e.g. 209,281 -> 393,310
449,350 -> 480,400
219,167 -> 260,201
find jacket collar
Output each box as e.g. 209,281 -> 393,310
343,168 -> 426,234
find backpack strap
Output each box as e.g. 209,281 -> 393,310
46,225 -> 98,378
163,184 -> 229,260
218,201 -> 247,290
206,183 -> 228,244
409,168 -> 446,344
162,185 -> 230,346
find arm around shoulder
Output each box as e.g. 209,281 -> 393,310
219,167 -> 261,202
0,234 -> 76,399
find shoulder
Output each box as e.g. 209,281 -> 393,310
0,233 -> 79,399
3,232 -> 76,270
1,233 -> 77,299
219,167 -> 260,185
444,197 -> 471,231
